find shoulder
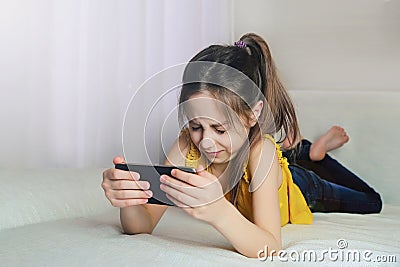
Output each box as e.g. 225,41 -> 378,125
247,136 -> 281,191
248,136 -> 277,179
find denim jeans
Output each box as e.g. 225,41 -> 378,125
283,139 -> 382,214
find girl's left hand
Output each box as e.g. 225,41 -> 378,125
159,166 -> 229,224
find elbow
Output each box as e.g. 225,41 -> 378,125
120,215 -> 153,235
121,223 -> 152,235
121,227 -> 136,235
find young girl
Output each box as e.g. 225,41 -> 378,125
101,33 -> 379,258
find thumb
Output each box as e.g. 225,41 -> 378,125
113,156 -> 126,165
196,165 -> 213,178
196,164 -> 205,173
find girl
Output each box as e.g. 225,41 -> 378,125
101,33 -> 379,258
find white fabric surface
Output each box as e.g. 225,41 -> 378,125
1,205 -> 399,266
1,168 -> 399,266
0,168 -> 111,230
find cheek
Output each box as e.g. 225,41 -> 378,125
215,133 -> 234,152
228,132 -> 248,151
221,135 -> 233,148
189,132 -> 201,146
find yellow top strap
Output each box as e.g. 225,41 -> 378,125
264,134 -> 289,169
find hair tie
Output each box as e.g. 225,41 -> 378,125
234,40 -> 247,48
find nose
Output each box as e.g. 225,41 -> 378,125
199,137 -> 215,151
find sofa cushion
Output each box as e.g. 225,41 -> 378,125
1,205 -> 399,266
0,168 -> 112,230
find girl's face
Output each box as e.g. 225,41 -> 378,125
184,92 -> 251,167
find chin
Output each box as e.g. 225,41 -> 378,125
207,156 -> 229,165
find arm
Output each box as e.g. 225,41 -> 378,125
213,159 -> 281,257
120,204 -> 167,234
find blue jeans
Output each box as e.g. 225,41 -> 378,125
283,140 -> 382,214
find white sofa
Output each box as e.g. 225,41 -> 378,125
1,90 -> 399,266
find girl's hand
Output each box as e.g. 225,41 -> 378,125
159,165 -> 229,224
101,156 -> 153,208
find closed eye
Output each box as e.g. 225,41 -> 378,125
215,128 -> 226,134
191,126 -> 202,131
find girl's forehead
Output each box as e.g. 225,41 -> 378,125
184,93 -> 229,122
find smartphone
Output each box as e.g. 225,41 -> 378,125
115,163 -> 196,206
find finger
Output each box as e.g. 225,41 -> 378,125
160,175 -> 203,199
113,156 -> 126,165
110,180 -> 150,190
197,164 -> 206,172
160,183 -> 197,207
110,198 -> 148,208
171,169 -> 204,187
196,165 -> 216,180
172,167 -> 216,188
160,174 -> 192,190
110,169 -> 140,181
111,189 -> 153,200
196,166 -> 226,194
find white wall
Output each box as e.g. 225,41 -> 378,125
233,0 -> 400,91
233,0 -> 400,204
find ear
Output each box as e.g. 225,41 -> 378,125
249,100 -> 263,127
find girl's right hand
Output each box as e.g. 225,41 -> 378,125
101,156 -> 153,208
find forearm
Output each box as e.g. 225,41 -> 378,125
120,205 -> 153,234
211,202 -> 281,258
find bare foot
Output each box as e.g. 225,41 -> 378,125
309,126 -> 349,161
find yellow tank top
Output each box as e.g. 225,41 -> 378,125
184,133 -> 313,226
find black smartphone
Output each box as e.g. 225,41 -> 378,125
114,163 -> 196,206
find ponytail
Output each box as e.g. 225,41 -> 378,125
239,33 -> 300,146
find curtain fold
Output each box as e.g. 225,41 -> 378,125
0,0 -> 233,168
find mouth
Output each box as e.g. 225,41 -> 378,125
204,150 -> 223,157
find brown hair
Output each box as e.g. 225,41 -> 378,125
239,33 -> 300,145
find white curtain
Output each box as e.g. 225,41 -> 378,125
0,0 -> 233,168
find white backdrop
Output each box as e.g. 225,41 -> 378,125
0,0 -> 233,168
